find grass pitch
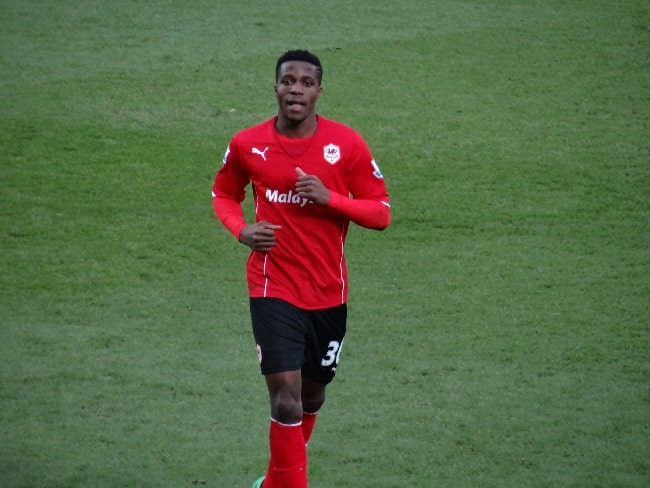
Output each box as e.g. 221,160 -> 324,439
1,1 -> 649,487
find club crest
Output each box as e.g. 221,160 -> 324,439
323,144 -> 341,164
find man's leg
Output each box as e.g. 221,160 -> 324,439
262,370 -> 307,488
249,299 -> 343,487
250,298 -> 309,487
301,375 -> 327,445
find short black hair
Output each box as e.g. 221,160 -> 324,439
275,49 -> 323,85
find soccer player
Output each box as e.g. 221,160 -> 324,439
211,49 -> 391,488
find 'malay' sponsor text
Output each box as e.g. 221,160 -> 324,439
265,189 -> 311,207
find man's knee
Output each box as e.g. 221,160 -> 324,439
301,376 -> 326,413
266,371 -> 303,423
270,389 -> 303,423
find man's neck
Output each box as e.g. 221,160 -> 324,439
275,115 -> 318,139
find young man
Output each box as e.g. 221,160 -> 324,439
211,50 -> 390,488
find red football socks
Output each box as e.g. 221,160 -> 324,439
301,411 -> 318,446
263,419 -> 307,488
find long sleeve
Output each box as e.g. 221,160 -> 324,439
327,191 -> 391,230
212,195 -> 247,241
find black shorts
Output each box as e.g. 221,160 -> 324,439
249,297 -> 347,384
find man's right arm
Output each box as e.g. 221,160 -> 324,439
212,194 -> 247,241
212,139 -> 249,241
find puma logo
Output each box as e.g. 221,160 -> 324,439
252,146 -> 269,161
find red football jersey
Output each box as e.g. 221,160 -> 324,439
212,115 -> 390,310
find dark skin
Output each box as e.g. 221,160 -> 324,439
238,60 -> 332,423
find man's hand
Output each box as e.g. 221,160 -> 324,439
239,221 -> 282,252
296,167 -> 330,205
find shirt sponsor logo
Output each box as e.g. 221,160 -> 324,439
265,188 -> 310,207
252,146 -> 269,161
323,144 -> 341,164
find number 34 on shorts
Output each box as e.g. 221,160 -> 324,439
321,339 -> 344,372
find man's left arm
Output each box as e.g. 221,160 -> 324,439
327,192 -> 390,230
295,166 -> 391,230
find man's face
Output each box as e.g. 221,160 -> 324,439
274,61 -> 322,124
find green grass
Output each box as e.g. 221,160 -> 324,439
1,1 -> 649,487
